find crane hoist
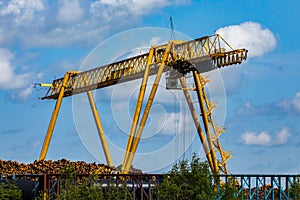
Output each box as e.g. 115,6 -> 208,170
38,34 -> 247,174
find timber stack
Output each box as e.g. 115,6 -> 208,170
0,159 -> 113,177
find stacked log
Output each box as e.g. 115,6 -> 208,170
0,159 -> 113,177
242,184 -> 281,199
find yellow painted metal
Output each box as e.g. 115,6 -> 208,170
121,48 -> 154,172
179,76 -> 215,173
39,34 -> 248,173
86,90 -> 113,167
41,35 -> 247,100
199,78 -> 230,174
39,71 -> 77,161
40,83 -> 53,87
193,71 -> 219,173
122,42 -> 173,173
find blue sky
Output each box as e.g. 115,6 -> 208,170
0,0 -> 300,174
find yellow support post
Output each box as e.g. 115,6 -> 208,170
200,80 -> 229,174
179,76 -> 215,173
193,71 -> 219,173
39,72 -> 74,161
121,48 -> 154,172
87,90 -> 114,167
122,42 -> 172,173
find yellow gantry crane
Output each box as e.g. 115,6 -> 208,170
38,34 -> 247,174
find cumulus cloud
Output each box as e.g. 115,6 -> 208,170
0,0 -> 188,47
90,0 -> 170,20
277,92 -> 300,114
0,0 -> 44,26
276,127 -> 290,145
0,48 -> 42,100
237,101 -> 260,115
241,131 -> 271,145
11,86 -> 33,102
56,0 -> 84,24
241,127 -> 290,146
216,22 -> 276,57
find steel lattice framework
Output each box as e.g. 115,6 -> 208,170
42,35 -> 246,100
38,34 -> 247,174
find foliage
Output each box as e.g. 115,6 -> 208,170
35,154 -> 274,200
0,181 -> 22,200
289,176 -> 300,199
217,178 -> 242,200
56,177 -> 104,200
158,153 -> 216,200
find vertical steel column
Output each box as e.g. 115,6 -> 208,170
87,90 -> 113,167
39,72 -> 73,161
121,48 -> 154,172
179,76 -> 215,173
193,71 -> 219,173
200,76 -> 229,174
43,174 -> 47,200
123,43 -> 172,173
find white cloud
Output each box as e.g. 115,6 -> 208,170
0,0 -> 44,26
241,131 -> 271,145
276,127 -> 290,145
0,48 -> 42,100
278,92 -> 300,114
90,0 -> 170,20
216,22 -> 276,57
11,86 -> 33,102
56,0 -> 84,24
237,101 -> 259,115
241,127 -> 290,146
0,0 -> 188,47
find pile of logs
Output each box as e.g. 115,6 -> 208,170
241,184 -> 281,199
0,159 -> 113,177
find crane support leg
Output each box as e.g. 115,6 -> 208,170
193,72 -> 219,173
39,72 -> 74,161
86,91 -> 113,167
122,42 -> 172,173
121,48 -> 154,172
179,76 -> 215,173
200,80 -> 229,174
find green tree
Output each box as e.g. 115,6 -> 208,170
158,154 -> 216,200
56,179 -> 104,200
0,182 -> 22,200
217,177 -> 242,200
289,176 -> 300,199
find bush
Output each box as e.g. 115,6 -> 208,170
217,178 -> 242,200
158,153 -> 216,200
56,178 -> 104,200
0,181 -> 22,200
289,176 -> 300,199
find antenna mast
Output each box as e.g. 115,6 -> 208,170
170,16 -> 175,40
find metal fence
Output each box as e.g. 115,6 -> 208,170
1,173 -> 299,199
218,174 -> 300,200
